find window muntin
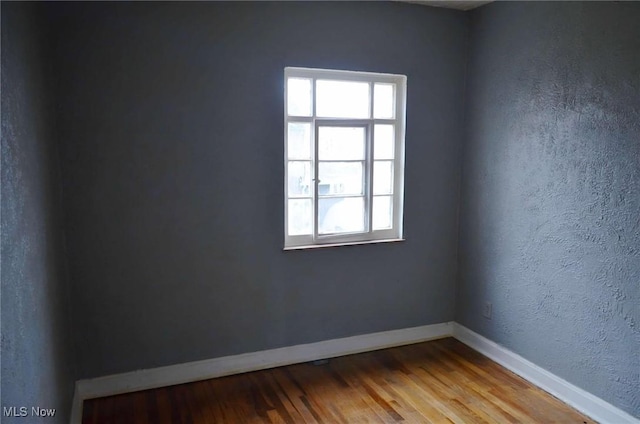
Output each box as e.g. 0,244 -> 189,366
284,67 -> 406,249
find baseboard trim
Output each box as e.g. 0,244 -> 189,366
453,323 -> 639,424
71,321 -> 453,423
69,384 -> 82,424
70,321 -> 638,424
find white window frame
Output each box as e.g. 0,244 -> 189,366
284,67 -> 406,250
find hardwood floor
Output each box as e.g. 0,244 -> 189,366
82,338 -> 595,423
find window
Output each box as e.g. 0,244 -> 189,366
284,67 -> 406,249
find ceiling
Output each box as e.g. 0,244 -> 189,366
401,0 -> 493,11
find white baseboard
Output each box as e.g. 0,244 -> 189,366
70,321 -> 453,423
69,385 -> 82,424
453,323 -> 639,424
70,321 -> 638,424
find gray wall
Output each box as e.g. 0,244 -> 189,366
1,3 -> 76,422
458,2 -> 640,417
3,1 -> 638,418
47,2 -> 468,379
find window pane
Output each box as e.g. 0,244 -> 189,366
373,196 -> 393,230
318,127 -> 365,160
374,125 -> 394,159
288,123 -> 311,159
288,199 -> 312,235
288,161 -> 311,197
287,78 -> 312,117
319,197 -> 365,234
374,83 -> 395,119
319,162 -> 363,196
316,80 -> 369,118
373,161 -> 393,195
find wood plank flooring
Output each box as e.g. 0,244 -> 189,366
82,338 -> 595,423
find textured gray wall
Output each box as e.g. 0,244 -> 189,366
1,3 -> 76,422
47,2 -> 468,379
4,2 -> 637,418
458,2 -> 640,417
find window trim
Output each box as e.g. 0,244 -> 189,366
284,67 -> 407,250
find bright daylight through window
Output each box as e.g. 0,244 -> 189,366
284,67 -> 406,249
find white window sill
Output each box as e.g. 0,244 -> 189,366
283,238 -> 405,251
